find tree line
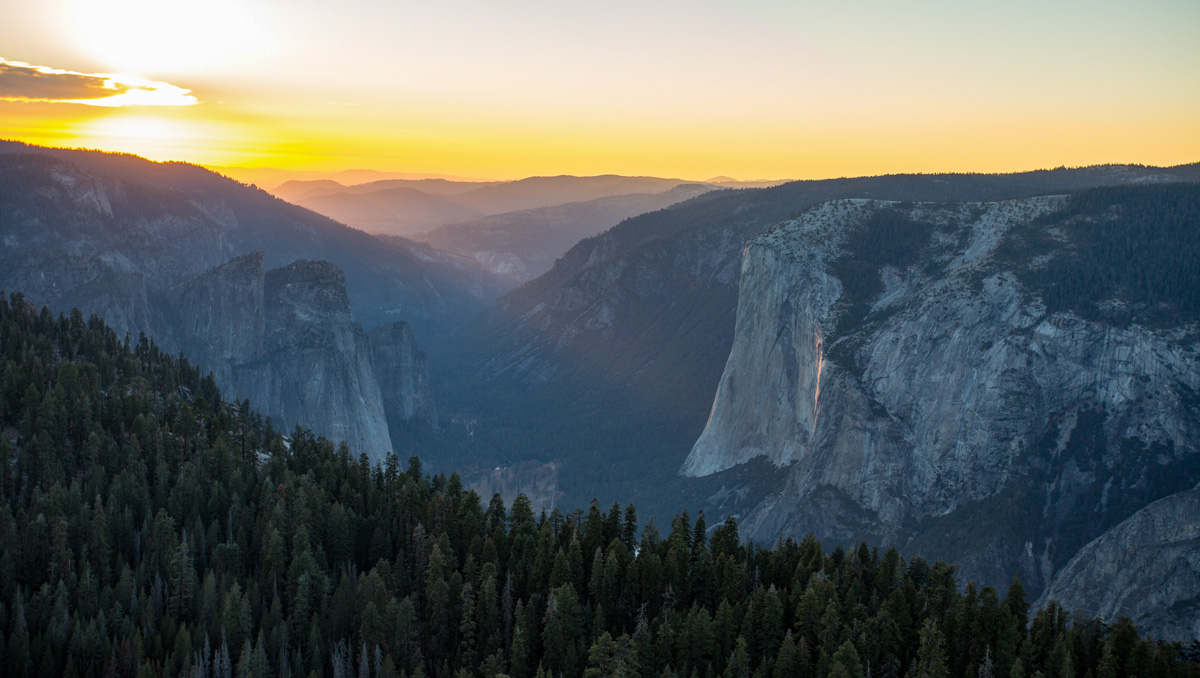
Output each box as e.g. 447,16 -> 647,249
0,294 -> 1194,678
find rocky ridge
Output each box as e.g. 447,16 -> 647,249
0,141 -> 504,336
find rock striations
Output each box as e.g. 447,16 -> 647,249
251,259 -> 392,460
685,190 -> 1200,639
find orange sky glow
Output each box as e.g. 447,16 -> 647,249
1,0 -> 1197,181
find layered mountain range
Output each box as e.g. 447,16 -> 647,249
276,173 -> 715,237
410,183 -> 716,286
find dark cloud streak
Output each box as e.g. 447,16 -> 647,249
0,61 -> 129,100
0,58 -> 197,106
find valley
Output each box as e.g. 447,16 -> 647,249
2,0 -> 1197,673
2,140 -> 1199,649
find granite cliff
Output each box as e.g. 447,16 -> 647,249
463,165 -> 1200,518
245,260 -> 392,459
368,320 -> 437,428
157,254 -> 399,459
684,186 -> 1200,637
146,253 -> 435,461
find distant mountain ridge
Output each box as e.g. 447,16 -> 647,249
272,177 -> 504,204
300,185 -> 485,236
0,139 -> 505,335
208,165 -> 490,188
411,183 -> 717,287
276,173 -> 719,237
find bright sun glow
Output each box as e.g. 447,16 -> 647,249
67,113 -> 228,162
0,0 -> 1189,178
64,0 -> 276,75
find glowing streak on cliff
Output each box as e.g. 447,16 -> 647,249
813,326 -> 824,430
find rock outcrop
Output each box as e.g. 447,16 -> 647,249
154,256 -> 439,462
1037,485 -> 1200,642
368,321 -> 437,427
232,260 -> 392,459
152,255 -> 431,462
156,252 -> 265,386
685,189 -> 1200,630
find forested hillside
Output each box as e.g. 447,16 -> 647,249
997,183 -> 1200,326
0,296 -> 1194,678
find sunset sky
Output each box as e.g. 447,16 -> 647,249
1,0 -> 1197,181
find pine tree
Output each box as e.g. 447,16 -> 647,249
584,632 -> 638,678
724,636 -> 751,678
912,620 -> 949,678
830,641 -> 864,678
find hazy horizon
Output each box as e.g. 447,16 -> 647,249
1,1 -> 1197,179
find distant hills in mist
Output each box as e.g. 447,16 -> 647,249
264,171 -> 786,288
268,172 -> 785,237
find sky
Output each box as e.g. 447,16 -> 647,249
0,0 -> 1197,180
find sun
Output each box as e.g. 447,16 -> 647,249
64,113 -> 243,164
63,0 -> 276,76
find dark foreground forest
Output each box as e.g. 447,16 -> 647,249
0,294 -> 1195,678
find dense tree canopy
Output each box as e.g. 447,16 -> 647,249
999,183 -> 1200,326
0,294 -> 1195,678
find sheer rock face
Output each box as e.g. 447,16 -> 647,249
157,252 -> 266,386
229,260 -> 393,460
1037,485 -> 1200,642
686,196 -> 1200,616
368,321 -> 437,427
155,257 -> 437,462
150,255 -> 405,462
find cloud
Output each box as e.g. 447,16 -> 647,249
0,58 -> 198,107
